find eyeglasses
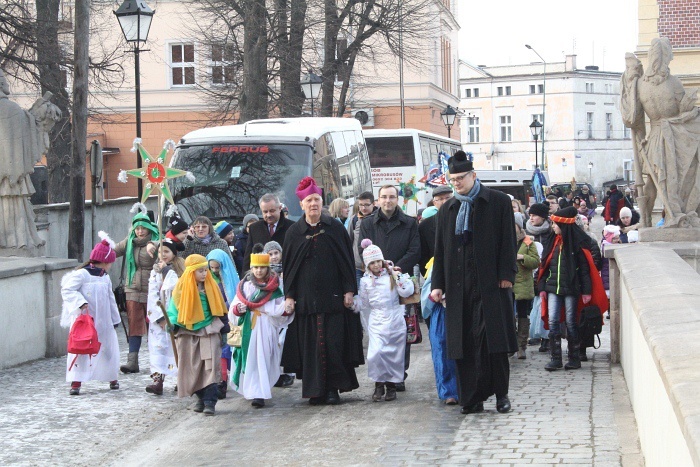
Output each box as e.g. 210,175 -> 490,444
359,203 -> 373,208
193,225 -> 208,229
448,172 -> 473,184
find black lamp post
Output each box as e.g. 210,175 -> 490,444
529,118 -> 543,169
300,72 -> 322,117
114,0 -> 155,200
441,105 -> 457,138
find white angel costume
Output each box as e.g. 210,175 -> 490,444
356,269 -> 414,383
146,266 -> 179,376
229,279 -> 291,400
60,268 -> 121,383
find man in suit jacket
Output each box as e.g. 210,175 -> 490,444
243,193 -> 296,271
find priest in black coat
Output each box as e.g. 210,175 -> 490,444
281,177 -> 363,405
431,151 -> 518,415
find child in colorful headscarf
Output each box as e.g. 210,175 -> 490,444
229,249 -> 289,408
167,254 -> 228,415
207,248 -> 239,399
115,203 -> 159,374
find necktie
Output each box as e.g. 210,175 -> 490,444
269,223 -> 275,237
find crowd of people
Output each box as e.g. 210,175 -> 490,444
60,151 -> 628,417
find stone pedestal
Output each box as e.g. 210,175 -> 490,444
638,227 -> 700,243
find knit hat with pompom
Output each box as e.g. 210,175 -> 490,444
90,231 -> 117,263
361,238 -> 384,266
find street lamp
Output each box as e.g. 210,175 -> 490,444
441,105 -> 458,138
529,118 -> 543,169
300,72 -> 322,117
588,161 -> 593,180
525,44 -> 546,169
115,0 -> 155,200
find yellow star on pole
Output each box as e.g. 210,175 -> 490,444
118,139 -> 189,205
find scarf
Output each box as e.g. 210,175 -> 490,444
125,229 -> 159,286
171,255 -> 227,330
526,219 -> 551,237
453,178 -> 481,235
199,234 -> 212,245
235,272 -> 283,309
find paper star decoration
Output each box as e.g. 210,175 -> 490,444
118,139 -> 193,204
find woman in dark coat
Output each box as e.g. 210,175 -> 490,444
431,151 -> 518,415
282,177 -> 364,405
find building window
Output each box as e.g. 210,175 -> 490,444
465,88 -> 471,98
210,44 -> 235,84
505,86 -> 511,95
468,117 -> 480,143
473,88 -> 479,97
499,164 -> 513,171
500,115 -> 512,142
531,114 -> 543,140
440,37 -> 452,92
605,83 -> 613,94
606,113 -> 613,139
538,84 -> 544,93
586,82 -> 594,93
623,124 -> 631,139
587,112 -> 594,139
170,43 -> 195,86
529,85 -> 536,94
497,86 -> 503,96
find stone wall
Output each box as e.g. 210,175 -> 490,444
609,243 -> 700,465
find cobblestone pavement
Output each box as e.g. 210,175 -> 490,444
0,324 -> 642,466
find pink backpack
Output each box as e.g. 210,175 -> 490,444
67,310 -> 101,370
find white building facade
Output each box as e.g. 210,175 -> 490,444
458,56 -> 633,191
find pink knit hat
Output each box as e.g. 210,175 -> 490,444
361,239 -> 384,266
603,225 -> 621,243
295,176 -> 323,201
89,231 -> 117,263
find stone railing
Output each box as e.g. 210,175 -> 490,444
607,243 -> 700,466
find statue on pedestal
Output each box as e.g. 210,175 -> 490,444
0,68 -> 61,256
621,38 -> 700,228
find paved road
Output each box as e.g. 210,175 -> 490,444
0,325 -> 642,466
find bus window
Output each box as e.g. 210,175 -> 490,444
365,136 -> 415,168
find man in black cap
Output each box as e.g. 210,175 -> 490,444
419,185 -> 454,274
431,150 -> 518,415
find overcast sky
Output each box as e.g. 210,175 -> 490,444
458,0 -> 639,72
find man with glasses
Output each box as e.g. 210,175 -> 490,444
546,195 -> 560,214
430,150 -> 518,415
347,191 -> 377,285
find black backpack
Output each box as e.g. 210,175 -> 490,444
578,305 -> 603,349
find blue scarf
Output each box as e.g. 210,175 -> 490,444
454,178 -> 481,235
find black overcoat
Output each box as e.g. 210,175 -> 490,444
243,217 -> 296,271
431,185 -> 518,358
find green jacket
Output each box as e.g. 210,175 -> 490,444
513,236 -> 540,300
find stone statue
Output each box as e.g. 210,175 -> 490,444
0,68 -> 61,256
621,38 -> 700,228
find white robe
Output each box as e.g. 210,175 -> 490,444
60,269 -> 121,383
146,268 -> 178,376
357,270 -> 413,383
229,281 -> 292,400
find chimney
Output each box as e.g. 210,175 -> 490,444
565,54 -> 577,71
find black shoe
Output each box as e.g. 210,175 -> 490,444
193,398 -> 205,413
309,396 -> 326,406
385,386 -> 397,402
580,348 -> 588,362
496,396 -> 511,413
372,384 -> 385,402
539,338 -> 550,353
274,374 -> 294,387
69,387 -> 80,396
203,404 -> 216,416
109,381 -> 120,390
395,382 -> 406,392
460,402 -> 484,414
217,381 -> 228,399
326,389 -> 340,405
528,338 -> 540,346
251,398 -> 265,408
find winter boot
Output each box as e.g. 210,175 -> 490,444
69,381 -> 81,396
544,336 -> 563,371
372,383 -> 385,402
539,338 -> 550,353
517,317 -> 530,359
565,337 -> 582,370
109,380 -> 120,390
385,383 -> 397,402
120,351 -> 140,374
580,346 -> 588,362
146,373 -> 164,395
217,380 -> 228,399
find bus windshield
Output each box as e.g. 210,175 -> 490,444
365,136 -> 415,168
166,143 -> 312,223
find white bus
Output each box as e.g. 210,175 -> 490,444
364,129 -> 461,215
477,170 -> 550,207
164,118 -> 372,224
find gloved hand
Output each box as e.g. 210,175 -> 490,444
236,302 -> 247,315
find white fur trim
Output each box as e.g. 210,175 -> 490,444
97,230 -> 116,249
165,204 -> 179,217
117,170 -> 128,183
130,137 -> 143,153
130,202 -> 148,215
163,139 -> 177,151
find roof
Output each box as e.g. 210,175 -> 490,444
180,117 -> 363,144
